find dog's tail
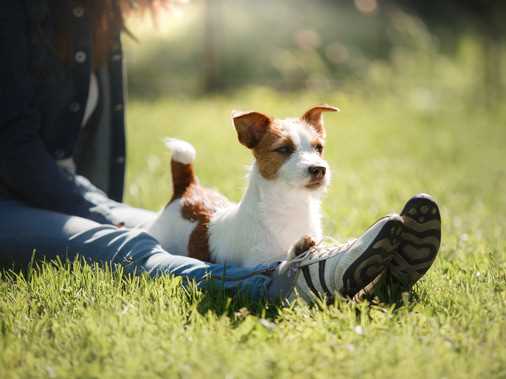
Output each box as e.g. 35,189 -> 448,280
164,138 -> 197,199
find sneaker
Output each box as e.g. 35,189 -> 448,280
389,193 -> 441,290
289,214 -> 404,303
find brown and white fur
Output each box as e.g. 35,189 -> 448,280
146,105 -> 338,267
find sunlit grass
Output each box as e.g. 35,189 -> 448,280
1,89 -> 505,378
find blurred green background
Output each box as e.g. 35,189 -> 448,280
124,0 -> 506,106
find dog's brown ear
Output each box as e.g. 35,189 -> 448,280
232,111 -> 272,149
301,105 -> 339,138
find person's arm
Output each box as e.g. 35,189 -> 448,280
0,2 -> 110,223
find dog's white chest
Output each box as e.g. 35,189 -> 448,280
208,173 -> 323,267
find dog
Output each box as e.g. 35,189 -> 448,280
146,105 -> 338,267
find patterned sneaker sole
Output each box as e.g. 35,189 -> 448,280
341,216 -> 403,298
390,193 -> 441,289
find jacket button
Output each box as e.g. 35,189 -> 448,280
75,51 -> 87,63
73,6 -> 84,17
112,53 -> 122,61
114,104 -> 123,111
116,156 -> 125,164
69,102 -> 81,112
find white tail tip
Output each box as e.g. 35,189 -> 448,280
164,138 -> 196,164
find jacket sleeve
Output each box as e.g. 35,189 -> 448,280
0,2 -> 111,224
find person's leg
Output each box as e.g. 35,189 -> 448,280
0,200 -> 276,300
73,175 -> 157,228
110,205 -> 156,229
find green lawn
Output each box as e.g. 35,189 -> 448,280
1,89 -> 506,378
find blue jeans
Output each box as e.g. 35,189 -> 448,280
0,180 -> 275,300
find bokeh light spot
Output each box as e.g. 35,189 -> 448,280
295,29 -> 321,51
354,0 -> 378,14
325,42 -> 350,64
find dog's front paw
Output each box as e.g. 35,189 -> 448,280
288,235 -> 316,259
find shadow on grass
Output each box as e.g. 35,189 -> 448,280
193,273 -> 422,324
361,271 -> 421,311
191,282 -> 282,321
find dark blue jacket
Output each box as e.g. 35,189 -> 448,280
0,1 -> 126,223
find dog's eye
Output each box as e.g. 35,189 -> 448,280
274,145 -> 294,155
314,144 -> 324,154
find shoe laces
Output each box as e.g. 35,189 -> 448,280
292,237 -> 357,265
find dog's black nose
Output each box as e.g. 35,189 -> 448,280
308,166 -> 326,179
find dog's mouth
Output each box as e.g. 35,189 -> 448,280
304,179 -> 325,190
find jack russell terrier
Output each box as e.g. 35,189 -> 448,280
147,105 -> 338,267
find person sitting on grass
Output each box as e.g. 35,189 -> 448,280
0,1 -> 441,304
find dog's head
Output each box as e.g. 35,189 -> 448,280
232,105 -> 338,192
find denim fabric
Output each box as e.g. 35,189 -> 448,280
0,195 -> 275,301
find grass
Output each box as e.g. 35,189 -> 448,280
1,88 -> 506,378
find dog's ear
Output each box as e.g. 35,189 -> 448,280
301,105 -> 339,138
232,111 -> 272,149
